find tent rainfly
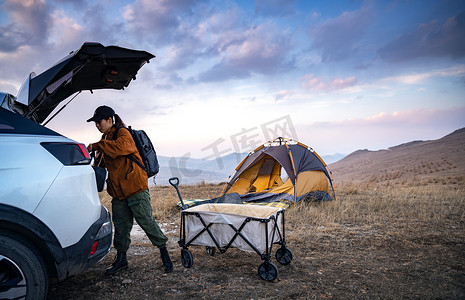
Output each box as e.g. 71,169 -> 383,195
221,137 -> 336,204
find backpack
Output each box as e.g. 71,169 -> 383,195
113,126 -> 160,178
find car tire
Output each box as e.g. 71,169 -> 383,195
0,233 -> 49,300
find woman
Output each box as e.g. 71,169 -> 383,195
87,105 -> 173,274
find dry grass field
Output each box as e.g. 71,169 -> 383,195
47,181 -> 465,299
47,129 -> 465,299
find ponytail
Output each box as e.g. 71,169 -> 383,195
114,114 -> 126,128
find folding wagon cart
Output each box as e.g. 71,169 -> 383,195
169,177 -> 293,281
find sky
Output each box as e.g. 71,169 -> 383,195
1,0 -> 464,161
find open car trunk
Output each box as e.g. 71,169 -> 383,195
10,42 -> 154,124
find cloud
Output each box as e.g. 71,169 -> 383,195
123,0 -> 202,47
0,45 -> 47,84
255,0 -> 295,17
364,108 -> 465,128
351,107 -> 465,134
121,0 -> 241,84
378,11 -> 465,62
0,79 -> 19,95
301,74 -> 357,91
0,0 -> 146,86
381,65 -> 465,84
159,37 -> 205,72
48,9 -> 84,49
0,24 -> 25,52
152,71 -> 184,90
0,0 -> 83,82
299,65 -> 465,95
121,1 -> 296,84
275,90 -> 293,102
308,4 -> 373,62
81,4 -> 124,44
196,64 -> 250,82
0,0 -> 52,52
197,22 -> 294,82
297,107 -> 465,154
50,0 -> 87,10
139,3 -> 296,83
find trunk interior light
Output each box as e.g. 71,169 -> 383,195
104,70 -> 119,83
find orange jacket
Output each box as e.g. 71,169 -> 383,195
92,126 -> 148,200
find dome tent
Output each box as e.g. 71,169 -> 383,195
221,137 -> 336,205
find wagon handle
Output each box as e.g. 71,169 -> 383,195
169,177 -> 179,187
169,177 -> 188,210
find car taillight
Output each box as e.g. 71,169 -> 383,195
41,142 -> 91,165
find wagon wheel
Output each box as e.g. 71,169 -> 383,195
181,249 -> 193,268
206,246 -> 216,256
276,246 -> 293,265
258,261 -> 278,281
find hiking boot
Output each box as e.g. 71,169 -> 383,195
160,246 -> 173,273
105,252 -> 128,275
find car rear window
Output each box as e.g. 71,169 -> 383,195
0,107 -> 60,136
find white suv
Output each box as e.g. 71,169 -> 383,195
0,42 -> 154,299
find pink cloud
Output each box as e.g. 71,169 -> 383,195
301,74 -> 357,91
296,107 -> 465,155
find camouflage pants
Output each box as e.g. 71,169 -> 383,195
111,189 -> 168,252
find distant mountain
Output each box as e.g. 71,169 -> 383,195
154,128 -> 465,186
154,150 -> 345,186
322,153 -> 346,164
154,153 -> 247,186
329,128 -> 465,185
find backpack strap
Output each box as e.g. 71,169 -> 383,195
112,126 -> 122,140
112,126 -> 147,173
127,154 -> 147,173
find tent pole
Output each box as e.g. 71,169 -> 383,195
294,184 -> 296,205
284,139 -> 297,205
219,174 -> 233,196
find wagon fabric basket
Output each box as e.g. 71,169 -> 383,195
178,203 -> 293,281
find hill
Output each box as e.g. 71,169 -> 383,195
329,128 -> 465,186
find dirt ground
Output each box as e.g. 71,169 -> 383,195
47,209 -> 465,299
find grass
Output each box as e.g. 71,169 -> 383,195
87,181 -> 464,299
293,183 -> 463,232
100,181 -> 465,250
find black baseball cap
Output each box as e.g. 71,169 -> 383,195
87,105 -> 115,122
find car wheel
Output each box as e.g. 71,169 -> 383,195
0,233 -> 49,300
